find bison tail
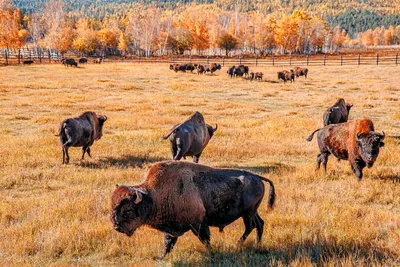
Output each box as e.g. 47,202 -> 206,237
259,177 -> 275,209
305,128 -> 320,142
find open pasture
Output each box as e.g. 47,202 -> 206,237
0,63 -> 399,266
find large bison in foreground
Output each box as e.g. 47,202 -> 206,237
306,119 -> 385,180
58,111 -> 107,164
323,98 -> 353,126
162,111 -> 217,163
111,161 -> 275,259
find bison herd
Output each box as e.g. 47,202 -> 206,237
57,92 -> 385,259
169,63 -> 222,75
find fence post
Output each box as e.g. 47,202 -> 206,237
171,55 -> 174,63
5,48 -> 8,65
48,49 -> 51,63
18,49 -> 21,64
306,55 -> 309,66
222,57 -> 224,67
189,55 -> 191,64
207,56 -> 209,65
376,54 -> 379,65
358,54 -> 360,65
323,54 -> 326,66
340,55 -> 343,66
396,53 -> 398,66
239,56 -> 242,65
289,53 -> 292,66
256,55 -> 258,66
272,55 -> 274,66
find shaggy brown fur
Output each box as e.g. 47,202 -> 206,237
111,161 -> 275,259
306,119 -> 385,180
293,66 -> 308,79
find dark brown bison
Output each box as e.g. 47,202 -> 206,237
58,111 -> 107,164
197,64 -> 206,75
169,64 -> 186,72
234,65 -> 249,77
111,161 -> 275,259
23,60 -> 34,65
162,111 -> 217,163
293,66 -> 308,79
306,119 -> 385,180
208,63 -> 221,73
183,63 -> 195,72
79,58 -> 88,64
63,58 -> 78,68
93,58 -> 103,64
323,98 -> 353,126
277,70 -> 294,83
254,72 -> 263,81
227,65 -> 235,78
249,72 -> 255,81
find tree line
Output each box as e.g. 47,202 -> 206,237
1,0 -> 400,58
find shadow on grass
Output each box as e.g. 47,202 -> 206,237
172,241 -> 398,266
372,173 -> 400,183
219,163 -> 295,175
78,154 -> 168,169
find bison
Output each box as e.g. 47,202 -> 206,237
227,65 -> 235,78
293,66 -> 308,79
170,64 -> 186,73
58,111 -> 107,164
79,58 -> 88,64
23,60 -> 34,65
306,119 -> 385,180
111,160 -> 275,259
162,111 -> 217,163
183,63 -> 195,72
277,70 -> 294,83
197,64 -> 206,75
63,58 -> 78,68
323,98 -> 353,126
234,65 -> 249,77
208,63 -> 221,74
254,72 -> 263,81
93,58 -> 103,64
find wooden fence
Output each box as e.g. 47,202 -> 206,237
1,48 -> 399,67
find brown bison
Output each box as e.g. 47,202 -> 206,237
79,58 -> 88,64
227,65 -> 235,78
162,111 -> 217,163
323,98 -> 353,126
208,63 -> 221,74
293,66 -> 308,79
197,64 -> 206,75
23,60 -> 34,65
254,72 -> 263,81
93,58 -> 103,64
111,161 -> 275,259
306,119 -> 385,180
277,70 -> 294,83
58,111 -> 107,164
63,58 -> 78,68
234,65 -> 249,77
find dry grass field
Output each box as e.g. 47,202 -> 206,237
0,62 -> 399,266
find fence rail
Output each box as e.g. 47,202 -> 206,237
1,48 -> 399,67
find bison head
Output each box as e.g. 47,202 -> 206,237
356,131 -> 385,167
111,185 -> 152,237
206,124 -> 218,138
95,115 -> 107,140
346,103 -> 353,112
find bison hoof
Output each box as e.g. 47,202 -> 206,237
154,255 -> 166,261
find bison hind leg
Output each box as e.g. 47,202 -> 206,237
255,214 -> 264,242
157,233 -> 178,260
239,214 -> 257,243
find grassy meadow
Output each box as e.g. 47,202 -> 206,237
0,62 -> 399,266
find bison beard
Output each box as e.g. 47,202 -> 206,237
111,161 -> 275,259
306,119 -> 385,180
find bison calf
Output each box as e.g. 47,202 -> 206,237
111,161 -> 275,259
59,111 -> 107,164
306,119 -> 385,180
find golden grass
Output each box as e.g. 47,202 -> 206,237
0,63 -> 399,266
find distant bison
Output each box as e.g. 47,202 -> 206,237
227,65 -> 235,78
293,66 -> 308,79
170,64 -> 186,73
93,58 -> 103,64
162,111 -> 217,163
234,65 -> 249,77
254,72 -> 263,81
197,64 -> 206,75
23,60 -> 34,65
58,111 -> 107,164
306,119 -> 385,180
79,58 -> 88,64
183,63 -> 195,72
111,161 -> 275,259
208,63 -> 221,74
278,70 -> 294,83
323,98 -> 353,126
63,58 -> 78,68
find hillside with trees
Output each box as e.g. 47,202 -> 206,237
2,0 -> 400,59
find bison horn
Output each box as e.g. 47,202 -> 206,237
380,131 -> 385,140
103,115 -> 107,121
213,124 -> 218,132
132,190 -> 143,204
356,132 -> 361,141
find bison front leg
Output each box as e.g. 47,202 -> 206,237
191,223 -> 211,248
156,233 -> 178,260
351,162 -> 364,180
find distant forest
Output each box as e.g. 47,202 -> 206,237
13,0 -> 400,36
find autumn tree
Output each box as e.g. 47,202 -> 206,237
218,33 -> 238,56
